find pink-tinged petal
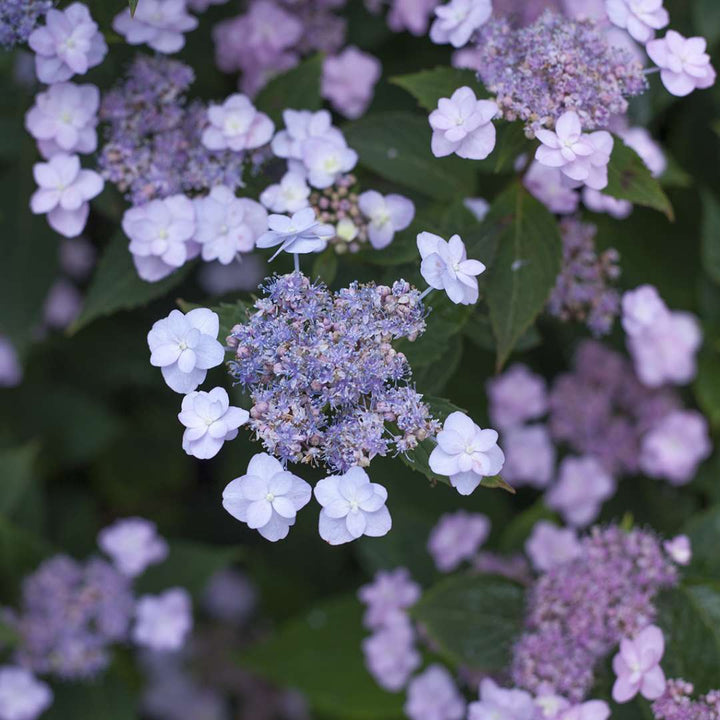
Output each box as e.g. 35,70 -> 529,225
612,674 -> 640,703
319,511 -> 353,545
450,470 -> 481,495
660,69 -> 696,96
646,38 -> 669,67
363,506 -> 392,537
636,625 -> 665,664
640,665 -> 666,700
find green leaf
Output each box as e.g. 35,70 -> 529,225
605,139 -> 674,220
70,234 -> 193,334
463,311 -> 541,353
136,540 -> 244,600
701,190 -> 720,285
657,582 -> 720,693
412,573 -> 525,670
177,298 -> 253,343
499,501 -> 558,552
0,515 -> 50,592
45,672 -> 137,720
312,248 -> 339,285
390,67 -> 483,111
128,0 -> 139,16
684,505 -> 720,579
693,0 -> 720,45
412,333 -> 464,395
694,348 -> 720,430
255,55 -> 324,125
484,183 -> 562,369
344,113 -> 476,201
241,595 -> 403,720
492,123 -> 533,174
0,444 -> 38,518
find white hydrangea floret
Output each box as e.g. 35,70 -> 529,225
429,0 -> 492,48
178,387 -> 249,459
112,0 -> 199,54
256,207 -> 334,259
260,171 -> 311,214
358,190 -> 415,250
147,308 -> 225,394
201,93 -> 274,152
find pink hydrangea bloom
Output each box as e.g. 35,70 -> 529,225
314,467 -> 392,545
535,111 -> 613,190
98,517 -> 169,578
487,364 -> 548,430
524,161 -> 580,215
429,87 -> 498,160
113,0 -> 198,54
428,411 -> 505,495
646,30 -> 716,97
404,665 -> 466,720
28,2 -> 107,83
30,153 -> 103,238
194,185 -> 267,264
639,410 -> 711,485
612,625 -> 666,703
663,534 -> 692,565
133,588 -> 193,652
362,613 -> 420,691
0,666 -> 53,720
122,195 -> 198,282
428,511 -> 490,572
25,82 -> 99,159
322,47 -> 381,119
178,387 -> 249,459
468,679 -> 535,720
358,191 -> 415,250
525,521 -> 581,573
501,424 -> 556,489
545,455 -> 615,527
606,0 -> 668,43
202,94 -> 274,152
222,452 -> 312,541
358,568 -> 421,630
417,231 -> 486,305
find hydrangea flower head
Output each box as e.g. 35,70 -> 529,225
147,308 -> 225,394
430,0 -> 492,48
133,588 -> 193,652
612,625 -> 666,702
25,82 -> 99,159
525,521 -> 582,573
358,191 -> 415,250
428,511 -> 490,571
28,2 -> 107,83
194,186 -> 267,264
488,364 -> 548,430
639,409 -> 711,485
418,231 -> 486,304
429,87 -> 498,160
404,664 -> 466,720
30,153 -> 103,238
113,0 -> 198,54
222,452 -> 312,541
322,46 -> 381,119
179,387 -> 250,459
546,455 -> 615,527
315,467 -> 392,545
122,194 -> 198,282
0,666 -> 53,720
606,0 -> 668,43
98,517 -> 169,578
256,207 -> 334,259
0,0 -> 52,49
429,411 -> 505,495
202,94 -> 274,152
358,568 -> 421,630
535,111 -> 614,190
646,30 -> 716,97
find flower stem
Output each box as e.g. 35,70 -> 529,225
294,253 -> 300,274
